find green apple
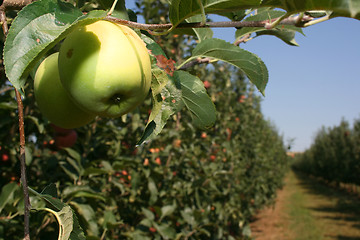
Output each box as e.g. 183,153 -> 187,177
34,53 -> 96,129
58,20 -> 152,118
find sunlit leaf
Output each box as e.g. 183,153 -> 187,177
169,0 -> 262,28
3,0 -> 107,91
261,0 -> 360,19
30,187 -> 86,240
185,38 -> 268,94
137,69 -> 183,145
0,182 -> 19,214
176,71 -> 216,129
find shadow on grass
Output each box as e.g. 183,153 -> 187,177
293,171 -> 360,239
327,236 -> 360,240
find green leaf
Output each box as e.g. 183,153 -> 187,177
185,38 -> 268,95
261,0 -> 360,19
62,186 -> 106,201
181,208 -> 196,226
169,0 -> 262,28
255,28 -> 299,46
153,223 -> 177,240
41,183 -> 58,198
3,0 -> 107,91
30,187 -> 86,240
234,9 -> 304,46
37,206 -> 74,240
216,10 -> 247,21
56,206 -> 74,240
103,210 -> 123,229
63,148 -> 82,162
177,71 -> 216,129
186,15 -> 213,41
148,178 -> 158,205
0,182 -> 19,214
0,102 -> 17,110
137,35 -> 185,145
141,207 -> 155,220
141,35 -> 167,58
25,146 -> 33,165
70,202 -> 99,236
160,203 -> 177,221
137,69 -> 184,145
25,115 -> 45,133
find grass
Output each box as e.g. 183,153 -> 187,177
286,172 -> 324,240
286,171 -> 360,240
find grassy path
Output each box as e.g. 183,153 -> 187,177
250,171 -> 360,240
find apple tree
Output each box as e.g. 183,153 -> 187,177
0,0 -> 359,239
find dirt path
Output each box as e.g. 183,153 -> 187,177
250,171 -> 360,240
250,173 -> 295,240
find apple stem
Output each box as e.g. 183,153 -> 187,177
107,0 -> 119,16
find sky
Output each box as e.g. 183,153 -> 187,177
126,2 -> 360,152
211,17 -> 360,152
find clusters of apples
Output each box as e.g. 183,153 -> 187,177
34,20 -> 152,129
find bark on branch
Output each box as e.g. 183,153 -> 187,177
1,7 -> 31,240
105,15 -> 314,33
0,0 -> 33,10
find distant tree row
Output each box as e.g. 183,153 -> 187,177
292,118 -> 360,185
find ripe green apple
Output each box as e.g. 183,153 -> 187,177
58,20 -> 152,118
34,53 -> 96,129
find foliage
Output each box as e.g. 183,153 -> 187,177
292,118 -> 360,185
1,0 -> 360,239
3,0 -> 360,143
0,61 -> 289,239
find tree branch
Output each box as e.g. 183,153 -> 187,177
0,0 -> 33,10
0,8 -> 31,240
105,15 -> 314,33
15,88 -> 31,240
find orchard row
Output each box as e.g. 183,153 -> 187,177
293,118 -> 360,186
0,63 -> 289,239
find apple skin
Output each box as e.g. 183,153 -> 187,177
58,20 -> 152,118
55,130 -> 78,149
51,123 -> 73,135
34,53 -> 96,129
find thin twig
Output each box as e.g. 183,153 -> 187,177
178,57 -> 212,70
15,88 -> 31,240
234,33 -> 252,46
0,86 -> 13,94
0,8 -> 31,240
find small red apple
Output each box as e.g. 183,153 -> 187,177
55,130 -> 78,148
2,153 -> 9,162
51,124 -> 73,135
203,80 -> 211,89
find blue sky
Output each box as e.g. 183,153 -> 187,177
211,17 -> 360,152
126,2 -> 360,152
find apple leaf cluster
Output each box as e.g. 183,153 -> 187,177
3,0 -> 360,144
